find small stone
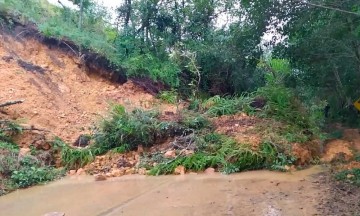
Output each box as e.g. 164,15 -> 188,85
137,145 -> 144,154
94,174 -> 107,181
105,172 -> 113,178
164,150 -> 176,158
43,212 -> 65,216
184,150 -> 194,156
42,142 -> 51,151
204,168 -> 215,174
76,168 -> 85,175
134,154 -> 140,161
284,165 -> 297,172
112,169 -> 124,177
174,166 -> 186,175
125,168 -> 135,175
240,112 -> 248,117
138,168 -> 147,175
19,147 -> 31,157
69,170 -> 76,175
347,174 -> 355,179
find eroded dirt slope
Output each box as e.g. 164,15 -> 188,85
0,35 -> 164,144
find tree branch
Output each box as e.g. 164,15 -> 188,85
301,1 -> 360,16
0,100 -> 24,108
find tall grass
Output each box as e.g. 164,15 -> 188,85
149,134 -> 295,175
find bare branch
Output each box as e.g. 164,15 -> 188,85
0,100 -> 24,108
301,1 -> 360,16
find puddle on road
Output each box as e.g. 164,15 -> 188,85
0,166 -> 324,216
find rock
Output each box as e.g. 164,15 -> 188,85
125,168 -> 135,175
204,168 -> 215,174
19,147 -> 31,157
43,212 -> 65,216
94,174 -> 107,181
138,168 -> 147,175
76,168 -> 85,175
284,165 -> 297,172
137,145 -> 144,154
105,172 -> 113,178
184,150 -> 194,156
41,142 -> 51,151
111,169 -> 124,177
347,174 -> 355,179
164,150 -> 176,158
174,166 -> 186,175
69,170 -> 76,176
134,154 -> 140,161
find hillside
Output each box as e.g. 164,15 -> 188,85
0,32 -> 177,146
1,1 -> 360,214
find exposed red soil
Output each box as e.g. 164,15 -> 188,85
0,34 -> 175,145
322,139 -> 354,163
212,113 -> 262,148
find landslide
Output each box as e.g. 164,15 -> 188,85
0,27 -> 172,146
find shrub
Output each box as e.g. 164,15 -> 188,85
149,134 -> 298,175
94,106 -> 162,152
52,138 -> 95,170
158,90 -> 178,104
11,166 -> 61,188
8,154 -> 64,188
0,142 -> 19,176
260,142 -> 296,171
201,94 -> 255,117
335,168 -> 360,186
94,105 -> 189,153
150,135 -> 270,175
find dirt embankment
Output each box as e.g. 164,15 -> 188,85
0,32 -> 175,146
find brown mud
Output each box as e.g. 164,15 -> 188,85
0,166 -> 330,216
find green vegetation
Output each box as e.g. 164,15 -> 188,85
158,90 -> 178,104
335,169 -> 360,186
1,0 -> 359,124
0,141 -> 64,195
148,136 -> 296,175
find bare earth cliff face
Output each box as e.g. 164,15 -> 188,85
0,34 -> 162,146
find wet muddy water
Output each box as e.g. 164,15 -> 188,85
0,166 -> 324,216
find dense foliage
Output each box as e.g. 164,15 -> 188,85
1,0 -> 359,124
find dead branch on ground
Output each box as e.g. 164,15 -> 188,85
0,100 -> 24,108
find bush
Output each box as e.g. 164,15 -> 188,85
158,90 -> 178,104
0,142 -> 19,176
201,94 -> 255,117
149,134 -> 295,175
11,166 -> 61,188
335,168 -> 360,186
3,153 -> 64,189
148,131 -> 299,175
93,105 -> 190,154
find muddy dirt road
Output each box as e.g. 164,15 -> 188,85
0,166 -> 325,216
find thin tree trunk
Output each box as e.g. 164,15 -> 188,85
78,0 -> 84,58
